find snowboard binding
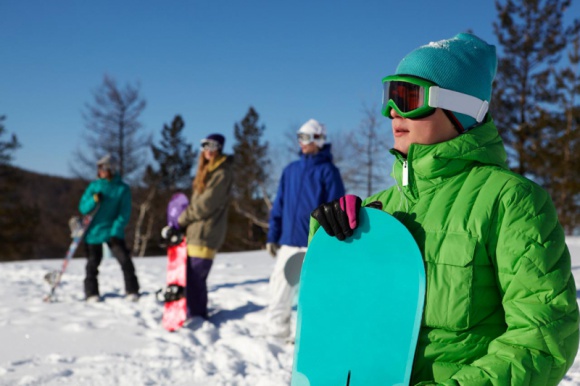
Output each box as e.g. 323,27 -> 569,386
156,284 -> 185,303
160,226 -> 185,248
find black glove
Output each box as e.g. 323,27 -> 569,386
266,242 -> 279,257
311,195 -> 383,241
161,225 -> 185,247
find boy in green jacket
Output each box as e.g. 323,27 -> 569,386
310,33 -> 579,385
79,154 -> 140,302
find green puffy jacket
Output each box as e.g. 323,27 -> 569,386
79,174 -> 132,244
310,118 -> 579,385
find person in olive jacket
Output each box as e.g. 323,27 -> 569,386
79,154 -> 139,302
310,33 -> 579,385
177,133 -> 233,320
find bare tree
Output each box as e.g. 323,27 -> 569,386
276,122 -> 356,194
337,105 -> 392,197
72,75 -> 150,184
275,113 -> 392,198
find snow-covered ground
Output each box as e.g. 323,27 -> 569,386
0,238 -> 579,386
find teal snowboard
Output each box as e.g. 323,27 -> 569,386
291,207 -> 425,386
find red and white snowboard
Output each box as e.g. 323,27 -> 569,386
161,238 -> 188,331
160,193 -> 190,332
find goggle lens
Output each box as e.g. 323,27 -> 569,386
201,141 -> 220,151
383,81 -> 426,114
297,133 -> 322,144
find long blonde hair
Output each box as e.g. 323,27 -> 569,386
192,153 -> 220,194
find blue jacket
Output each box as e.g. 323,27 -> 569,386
267,144 -> 345,247
79,174 -> 132,244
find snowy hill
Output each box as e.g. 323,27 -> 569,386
0,238 -> 579,385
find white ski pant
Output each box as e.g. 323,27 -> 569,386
266,245 -> 306,337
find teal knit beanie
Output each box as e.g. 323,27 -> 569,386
395,32 -> 497,130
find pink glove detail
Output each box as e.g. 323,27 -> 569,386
339,195 -> 360,230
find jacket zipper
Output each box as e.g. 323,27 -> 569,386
402,160 -> 409,187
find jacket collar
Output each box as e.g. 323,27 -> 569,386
390,118 -> 508,199
299,143 -> 333,165
208,154 -> 228,172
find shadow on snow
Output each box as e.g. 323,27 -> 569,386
209,277 -> 269,292
210,301 -> 266,327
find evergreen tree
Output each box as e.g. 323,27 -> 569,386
492,0 -> 580,178
133,115 -> 196,256
146,115 -> 196,191
0,116 -> 19,164
73,75 -> 150,184
537,34 -> 580,233
0,116 -> 38,260
229,107 -> 270,249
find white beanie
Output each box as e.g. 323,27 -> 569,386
97,154 -> 115,172
297,119 -> 327,148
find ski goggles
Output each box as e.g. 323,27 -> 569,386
381,75 -> 489,122
200,139 -> 221,151
297,132 -> 325,145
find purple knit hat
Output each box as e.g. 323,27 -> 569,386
201,133 -> 225,148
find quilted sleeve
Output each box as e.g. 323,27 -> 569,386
444,183 -> 579,386
78,180 -> 98,215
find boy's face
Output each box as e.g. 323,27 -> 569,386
390,108 -> 459,156
97,167 -> 111,179
300,142 -> 320,155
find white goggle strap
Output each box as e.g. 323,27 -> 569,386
428,87 -> 489,123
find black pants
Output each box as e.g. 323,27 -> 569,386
84,238 -> 140,297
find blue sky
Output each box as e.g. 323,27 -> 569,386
2,1 -> 578,178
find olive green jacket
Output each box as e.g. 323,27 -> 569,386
310,118 -> 579,385
178,155 -> 233,254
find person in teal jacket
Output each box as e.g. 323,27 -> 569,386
79,154 -> 139,302
310,33 -> 579,385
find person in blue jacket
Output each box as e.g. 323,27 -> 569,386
78,154 -> 140,302
265,119 -> 345,338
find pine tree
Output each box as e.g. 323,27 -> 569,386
0,116 -> 38,260
492,0 -> 580,178
229,107 -> 270,249
0,115 -> 19,165
146,115 -> 196,191
493,0 -> 580,233
133,115 -> 196,256
537,34 -> 580,233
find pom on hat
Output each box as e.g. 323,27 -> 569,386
201,133 -> 225,149
297,119 -> 327,148
395,32 -> 497,130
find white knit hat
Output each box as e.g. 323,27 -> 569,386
97,154 -> 115,172
297,119 -> 327,148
